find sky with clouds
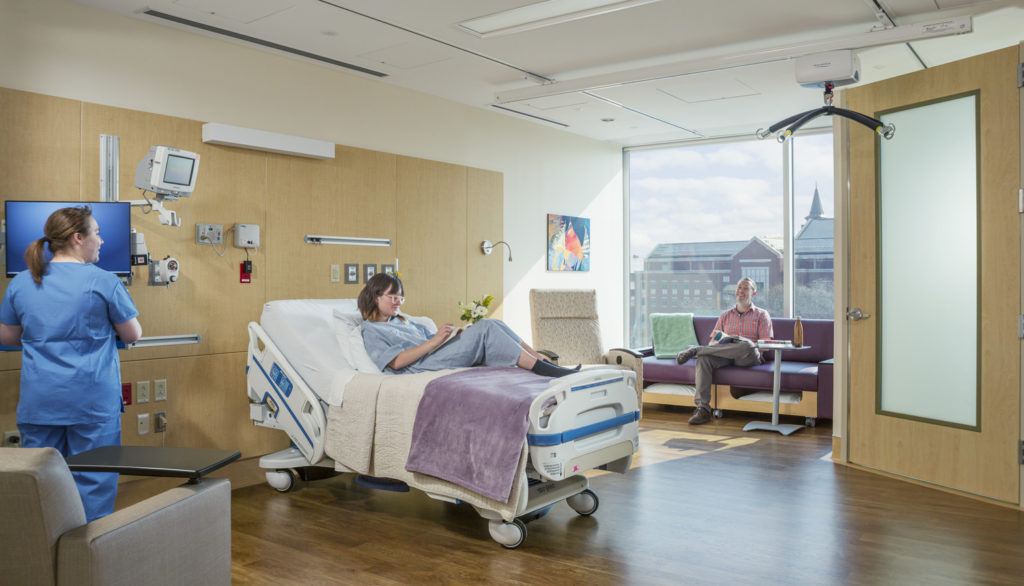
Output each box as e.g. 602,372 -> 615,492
628,133 -> 834,260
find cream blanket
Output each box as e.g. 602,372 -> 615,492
323,370 -> 528,522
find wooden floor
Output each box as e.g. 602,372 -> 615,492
230,406 -> 1024,585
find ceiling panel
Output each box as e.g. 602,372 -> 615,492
71,0 -> 1024,146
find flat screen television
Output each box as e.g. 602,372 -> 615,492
4,201 -> 132,277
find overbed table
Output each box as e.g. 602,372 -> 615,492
742,342 -> 809,436
66,446 -> 240,484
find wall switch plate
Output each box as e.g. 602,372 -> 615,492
137,413 -> 150,435
330,264 -> 341,282
154,379 -> 167,401
195,223 -> 223,245
136,380 -> 150,403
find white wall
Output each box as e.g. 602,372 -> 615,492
0,0 -> 626,347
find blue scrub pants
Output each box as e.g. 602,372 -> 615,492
19,417 -> 121,522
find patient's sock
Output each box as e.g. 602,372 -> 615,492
531,360 -> 579,378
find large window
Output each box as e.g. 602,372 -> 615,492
627,132 -> 833,347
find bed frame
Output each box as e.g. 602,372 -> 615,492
246,317 -> 639,548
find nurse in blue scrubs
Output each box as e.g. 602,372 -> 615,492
0,206 -> 141,522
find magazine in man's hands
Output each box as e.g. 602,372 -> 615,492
710,330 -> 738,344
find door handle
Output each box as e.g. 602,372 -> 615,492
846,307 -> 871,321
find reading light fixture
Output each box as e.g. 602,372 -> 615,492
481,240 -> 512,262
458,0 -> 661,38
304,235 -> 392,247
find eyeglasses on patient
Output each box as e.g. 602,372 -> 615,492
383,295 -> 405,304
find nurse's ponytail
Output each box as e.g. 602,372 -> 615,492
25,206 -> 92,284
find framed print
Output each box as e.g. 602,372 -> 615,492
344,263 -> 359,284
547,213 -> 590,271
381,263 -> 395,275
363,263 -> 377,282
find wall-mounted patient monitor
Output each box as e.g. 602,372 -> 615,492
134,145 -> 200,199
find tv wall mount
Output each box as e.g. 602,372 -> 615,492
756,83 -> 895,142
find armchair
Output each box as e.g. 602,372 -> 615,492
528,288 -> 643,409
0,447 -> 231,585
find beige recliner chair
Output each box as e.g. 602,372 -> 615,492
0,447 -> 231,585
529,288 -> 643,412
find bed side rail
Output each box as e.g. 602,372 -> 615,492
246,321 -> 326,464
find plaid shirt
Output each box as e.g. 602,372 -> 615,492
713,304 -> 773,342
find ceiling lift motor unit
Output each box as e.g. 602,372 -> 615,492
756,49 -> 893,143
795,50 -> 861,88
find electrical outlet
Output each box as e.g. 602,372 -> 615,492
3,430 -> 20,448
154,379 -> 167,401
137,380 -> 150,403
154,411 -> 167,433
137,413 -> 150,435
330,264 -> 341,283
121,382 -> 132,406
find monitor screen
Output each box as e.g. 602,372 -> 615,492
163,154 -> 196,186
4,201 -> 132,277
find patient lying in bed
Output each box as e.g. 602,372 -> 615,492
358,274 -> 579,377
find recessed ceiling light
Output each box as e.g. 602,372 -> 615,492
458,0 -> 662,38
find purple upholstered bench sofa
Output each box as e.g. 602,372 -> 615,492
640,317 -> 833,425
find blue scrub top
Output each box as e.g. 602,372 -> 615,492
0,263 -> 138,425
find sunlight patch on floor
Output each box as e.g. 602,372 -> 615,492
587,427 -> 759,477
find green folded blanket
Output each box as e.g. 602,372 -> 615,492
651,313 -> 699,359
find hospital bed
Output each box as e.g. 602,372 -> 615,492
246,299 -> 639,548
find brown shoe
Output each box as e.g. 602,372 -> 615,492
676,345 -> 699,364
688,406 -> 712,425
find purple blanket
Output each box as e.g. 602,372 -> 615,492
405,366 -> 551,502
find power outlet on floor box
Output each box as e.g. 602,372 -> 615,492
3,430 -> 20,448
137,413 -> 150,435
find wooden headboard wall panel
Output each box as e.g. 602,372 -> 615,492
0,87 -> 503,455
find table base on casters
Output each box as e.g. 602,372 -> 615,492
743,342 -> 809,436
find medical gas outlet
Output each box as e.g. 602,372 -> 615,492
149,256 -> 179,286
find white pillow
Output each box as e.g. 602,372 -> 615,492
332,309 -> 438,373
332,310 -> 379,372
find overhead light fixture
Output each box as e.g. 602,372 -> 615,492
304,235 -> 392,247
202,123 -> 335,159
458,0 -> 662,38
495,15 -> 972,103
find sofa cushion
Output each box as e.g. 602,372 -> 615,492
642,357 -> 819,391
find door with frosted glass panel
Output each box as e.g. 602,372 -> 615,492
844,44 -> 1020,503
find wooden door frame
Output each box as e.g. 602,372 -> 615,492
831,42 -> 1024,510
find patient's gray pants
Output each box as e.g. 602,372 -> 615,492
692,340 -> 762,409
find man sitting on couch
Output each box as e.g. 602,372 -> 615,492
675,277 -> 773,425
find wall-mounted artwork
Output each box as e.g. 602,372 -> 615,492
363,264 -> 377,283
547,213 -> 590,271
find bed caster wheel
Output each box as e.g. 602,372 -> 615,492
566,488 -> 599,516
713,409 -> 723,419
266,469 -> 295,492
805,417 -> 817,428
489,518 -> 527,549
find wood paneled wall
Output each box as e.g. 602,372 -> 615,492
0,87 -> 503,463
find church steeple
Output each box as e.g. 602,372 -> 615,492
805,185 -> 824,221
